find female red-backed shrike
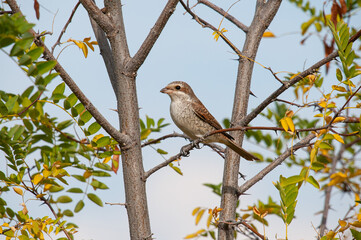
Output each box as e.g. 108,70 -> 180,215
161,81 -> 258,161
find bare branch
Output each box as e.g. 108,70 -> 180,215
197,0 -> 249,33
79,0 -> 113,33
51,1 -> 81,53
141,132 -> 188,147
127,0 -> 179,73
179,0 -> 243,56
238,133 -> 316,195
6,0 -> 131,148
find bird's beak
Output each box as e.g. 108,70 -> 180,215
160,87 -> 171,94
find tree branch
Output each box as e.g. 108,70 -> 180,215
197,0 -> 249,33
79,0 -> 113,33
180,0 -> 243,56
238,133 -> 316,195
240,28 -> 361,127
51,1 -> 81,53
126,0 -> 179,73
6,0 -> 131,148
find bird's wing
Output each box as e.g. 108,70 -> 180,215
191,100 -> 234,140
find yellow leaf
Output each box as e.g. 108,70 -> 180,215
332,85 -> 347,92
325,230 -> 336,238
192,207 -> 200,216
333,134 -> 344,144
33,174 -> 43,185
43,169 -> 51,178
184,229 -> 206,239
36,193 -> 46,198
280,118 -> 288,131
310,147 -> 318,163
44,183 -> 52,192
206,213 -> 212,228
195,209 -> 205,225
81,43 -> 88,58
333,117 -> 346,123
103,156 -> 111,164
285,117 -> 295,132
319,101 -> 327,108
263,31 -> 275,37
13,187 -> 23,196
83,170 -> 92,179
339,219 -> 347,227
356,193 -> 360,206
350,221 -> 361,228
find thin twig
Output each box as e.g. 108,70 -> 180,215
238,133 -> 316,195
51,1 -> 81,54
265,67 -> 284,84
197,0 -> 249,33
219,220 -> 267,239
141,133 -> 188,147
179,0 -> 243,56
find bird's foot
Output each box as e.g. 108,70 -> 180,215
192,141 -> 201,149
180,145 -> 190,157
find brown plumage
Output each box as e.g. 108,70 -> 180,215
161,81 -> 258,161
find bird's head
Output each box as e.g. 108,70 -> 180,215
160,81 -> 195,101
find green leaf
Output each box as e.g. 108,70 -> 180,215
49,185 -> 64,192
280,175 -> 304,187
57,120 -> 73,130
74,200 -> 85,213
6,95 -> 18,112
0,100 -> 9,116
94,163 -> 111,171
63,93 -> 78,110
18,54 -> 32,65
72,175 -> 86,182
95,136 -> 110,148
156,148 -> 168,155
67,188 -> 83,193
27,47 -> 43,61
79,111 -> 92,126
87,193 -> 103,207
13,125 -> 25,141
52,82 -> 65,96
63,209 -> 74,217
91,179 -> 109,190
56,195 -> 72,203
351,229 -> 361,240
306,175 -> 320,189
36,60 -> 57,75
88,122 -> 101,135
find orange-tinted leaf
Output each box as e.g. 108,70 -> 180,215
263,31 -> 275,37
332,85 -> 347,92
112,146 -> 120,174
192,207 -> 200,216
333,117 -> 346,123
13,187 -> 23,196
340,0 -> 347,14
33,174 -> 43,185
34,0 -> 40,20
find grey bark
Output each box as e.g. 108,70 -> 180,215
218,1 -> 282,239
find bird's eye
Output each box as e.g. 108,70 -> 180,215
175,85 -> 181,90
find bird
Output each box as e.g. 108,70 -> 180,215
160,81 -> 259,161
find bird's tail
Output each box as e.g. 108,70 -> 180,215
225,140 -> 259,161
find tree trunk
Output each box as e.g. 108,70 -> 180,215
218,1 -> 282,239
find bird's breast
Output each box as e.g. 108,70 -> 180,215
170,100 -> 215,140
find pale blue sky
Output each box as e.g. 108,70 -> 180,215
1,0 -> 361,239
